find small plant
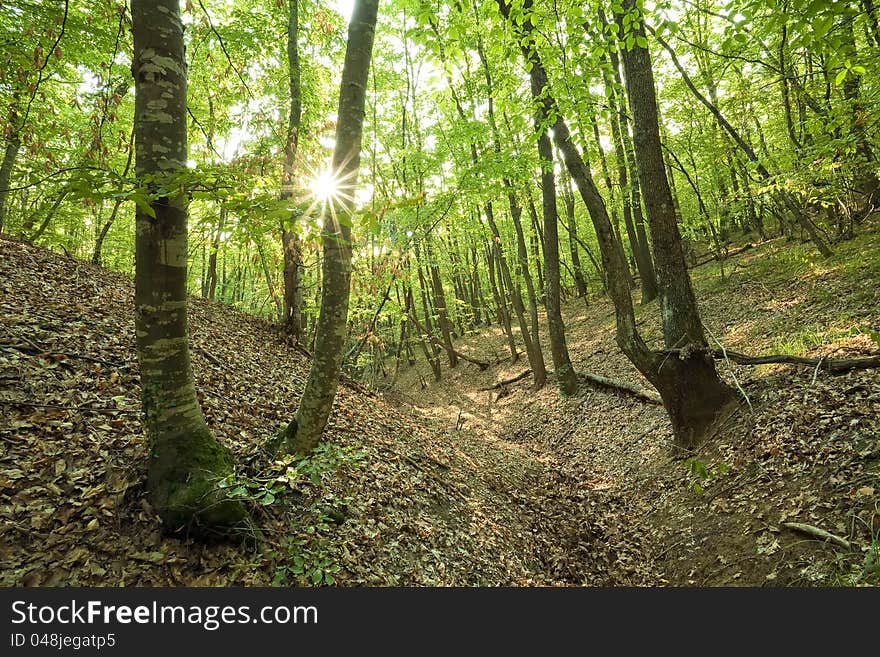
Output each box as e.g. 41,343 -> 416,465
218,442 -> 367,506
271,506 -> 345,586
683,457 -> 729,495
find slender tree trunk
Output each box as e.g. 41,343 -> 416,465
93,126 -> 135,265
0,99 -> 22,235
255,232 -> 282,319
281,0 -> 304,337
839,16 -> 880,207
499,1 -> 578,394
206,207 -> 225,300
426,242 -> 458,367
526,194 -> 545,295
132,0 -> 245,533
277,0 -> 379,455
486,202 -> 546,385
486,241 -> 518,359
558,161 -> 588,299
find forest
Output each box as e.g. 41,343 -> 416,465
1,0 -> 879,588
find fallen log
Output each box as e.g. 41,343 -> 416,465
578,372 -> 663,405
690,243 -> 755,268
663,348 -> 880,373
480,369 -> 533,390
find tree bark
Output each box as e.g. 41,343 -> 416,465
616,1 -> 738,446
281,0 -> 304,338
132,0 -> 245,534
0,98 -> 21,235
280,0 -> 379,455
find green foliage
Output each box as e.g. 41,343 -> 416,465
683,457 -> 729,495
270,512 -> 343,586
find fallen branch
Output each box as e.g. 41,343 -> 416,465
662,348 -> 880,373
781,522 -> 851,550
1,342 -> 125,369
480,369 -> 533,390
194,345 -> 222,367
578,372 -> 663,405
0,399 -> 137,414
690,243 -> 755,268
405,312 -> 491,370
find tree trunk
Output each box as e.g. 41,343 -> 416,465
281,0 -> 304,338
616,1 -> 737,446
486,241 -> 518,359
132,0 -> 245,534
280,0 -> 379,454
558,158 -> 589,299
599,22 -> 658,302
486,202 -> 546,386
427,243 -> 458,367
0,99 -> 21,235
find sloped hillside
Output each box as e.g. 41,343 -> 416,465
392,222 -> 880,586
0,235 -> 629,586
3,224 -> 879,588
0,239 -> 552,585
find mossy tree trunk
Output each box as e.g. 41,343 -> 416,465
281,0 -> 379,455
132,0 -> 246,534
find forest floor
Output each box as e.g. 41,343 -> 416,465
1,218 -> 879,587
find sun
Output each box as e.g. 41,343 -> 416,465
310,169 -> 339,202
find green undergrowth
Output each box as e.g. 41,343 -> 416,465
219,443 -> 367,586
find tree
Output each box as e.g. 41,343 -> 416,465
616,0 -> 738,446
132,0 -> 246,533
281,0 -> 305,339
277,0 -> 379,455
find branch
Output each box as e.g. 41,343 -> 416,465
661,348 -> 880,373
480,369 -> 533,390
0,399 -> 136,414
578,372 -> 663,405
781,522 -> 851,550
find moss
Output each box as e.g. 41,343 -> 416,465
264,418 -> 299,457
147,424 -> 248,537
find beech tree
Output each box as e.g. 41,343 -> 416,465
276,0 -> 380,455
132,0 -> 246,532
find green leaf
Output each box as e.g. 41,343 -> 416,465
131,193 -> 157,219
835,69 -> 847,85
635,35 -> 648,49
311,569 -> 323,585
